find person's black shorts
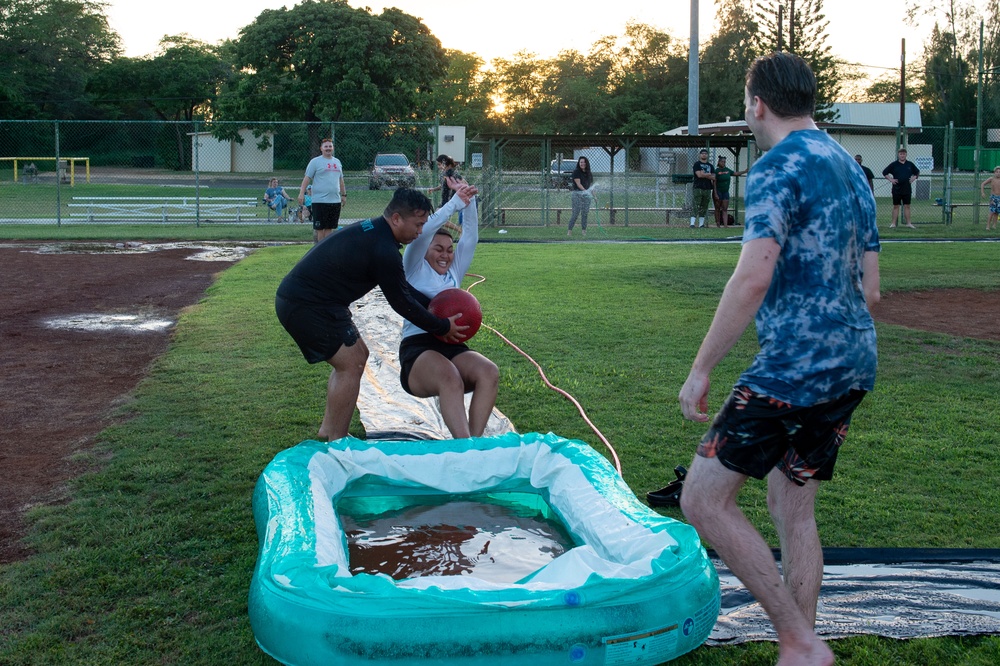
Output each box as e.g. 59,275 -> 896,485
399,333 -> 470,394
275,295 -> 359,364
891,187 -> 912,206
697,386 -> 868,485
311,202 -> 343,231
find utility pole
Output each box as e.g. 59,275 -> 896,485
899,38 -> 906,151
789,0 -> 796,52
687,0 -> 700,136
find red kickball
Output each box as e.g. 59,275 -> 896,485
428,288 -> 482,343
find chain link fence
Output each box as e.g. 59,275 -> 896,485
0,119 -> 992,230
0,120 -> 441,226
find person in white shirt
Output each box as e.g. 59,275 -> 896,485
299,138 -> 347,243
399,180 -> 498,438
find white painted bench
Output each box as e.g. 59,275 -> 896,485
69,197 -> 260,222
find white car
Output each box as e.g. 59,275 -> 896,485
368,153 -> 416,190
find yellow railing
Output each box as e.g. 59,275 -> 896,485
0,157 -> 90,186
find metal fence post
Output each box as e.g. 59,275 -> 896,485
194,120 -> 201,228
55,121 -> 61,227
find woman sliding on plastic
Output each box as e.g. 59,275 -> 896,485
399,177 -> 499,438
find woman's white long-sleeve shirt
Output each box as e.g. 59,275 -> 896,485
400,195 -> 479,339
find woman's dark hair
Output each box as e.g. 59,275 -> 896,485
433,228 -> 455,243
435,154 -> 457,168
577,156 -> 590,171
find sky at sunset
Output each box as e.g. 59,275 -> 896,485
104,0 -> 934,79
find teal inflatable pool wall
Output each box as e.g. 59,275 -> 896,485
250,432 -> 720,665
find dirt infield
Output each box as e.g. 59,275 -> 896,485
0,243 -> 995,564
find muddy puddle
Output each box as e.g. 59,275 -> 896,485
1,240 -> 290,262
339,494 -> 576,584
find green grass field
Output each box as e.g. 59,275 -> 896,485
2,168 -> 997,241
0,239 -> 999,664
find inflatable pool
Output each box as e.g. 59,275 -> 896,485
249,432 -> 720,665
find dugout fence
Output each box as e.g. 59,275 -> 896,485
0,120 -> 987,230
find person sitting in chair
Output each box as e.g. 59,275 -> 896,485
264,178 -> 291,221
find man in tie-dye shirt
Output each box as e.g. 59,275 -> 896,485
678,52 -> 880,666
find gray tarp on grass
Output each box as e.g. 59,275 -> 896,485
351,289 -> 1000,643
711,557 -> 1000,644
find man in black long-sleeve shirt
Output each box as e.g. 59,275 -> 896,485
276,183 -> 474,440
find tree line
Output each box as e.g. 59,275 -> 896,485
2,0 -> 997,133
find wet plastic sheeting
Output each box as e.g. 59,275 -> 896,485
351,289 -> 515,440
348,289 -> 1000,645
710,559 -> 1000,644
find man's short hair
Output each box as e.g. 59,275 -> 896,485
854,155 -> 863,160
746,52 -> 816,119
898,149 -> 907,154
699,149 -> 709,155
384,188 -> 433,218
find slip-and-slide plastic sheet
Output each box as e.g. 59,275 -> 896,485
349,289 -> 1000,645
351,288 -> 514,440
710,555 -> 1000,644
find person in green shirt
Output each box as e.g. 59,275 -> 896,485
713,156 -> 746,227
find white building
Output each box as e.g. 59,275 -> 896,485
651,103 -> 927,198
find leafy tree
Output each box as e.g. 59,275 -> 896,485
87,36 -> 232,167
0,0 -> 120,119
89,36 -> 232,122
755,0 -> 842,118
485,51 -> 552,130
591,22 -> 690,132
421,50 -> 498,133
701,0 -> 762,124
218,0 -> 446,133
919,23 -> 977,127
862,74 -> 911,103
903,0 -> 991,128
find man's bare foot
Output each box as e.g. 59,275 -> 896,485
888,224 -> 896,228
776,638 -> 834,666
906,224 -> 916,229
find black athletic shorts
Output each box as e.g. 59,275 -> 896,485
697,386 -> 868,485
311,202 -> 343,230
891,187 -> 912,206
275,294 -> 359,364
398,333 -> 470,394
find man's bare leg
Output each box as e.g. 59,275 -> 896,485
889,205 -> 899,228
903,203 -> 915,229
682,455 -> 833,666
318,338 -> 369,441
768,469 -> 824,627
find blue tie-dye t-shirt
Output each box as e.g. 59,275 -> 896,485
738,129 -> 880,406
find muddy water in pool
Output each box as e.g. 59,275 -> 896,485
340,496 -> 576,584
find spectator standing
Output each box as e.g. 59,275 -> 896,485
713,156 -> 745,227
678,52 -> 880,666
428,154 -> 465,224
299,138 -> 347,243
882,148 -> 919,229
691,149 -> 715,228
566,156 -> 594,237
980,166 -> 1000,231
275,185 -> 475,442
854,155 -> 875,193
